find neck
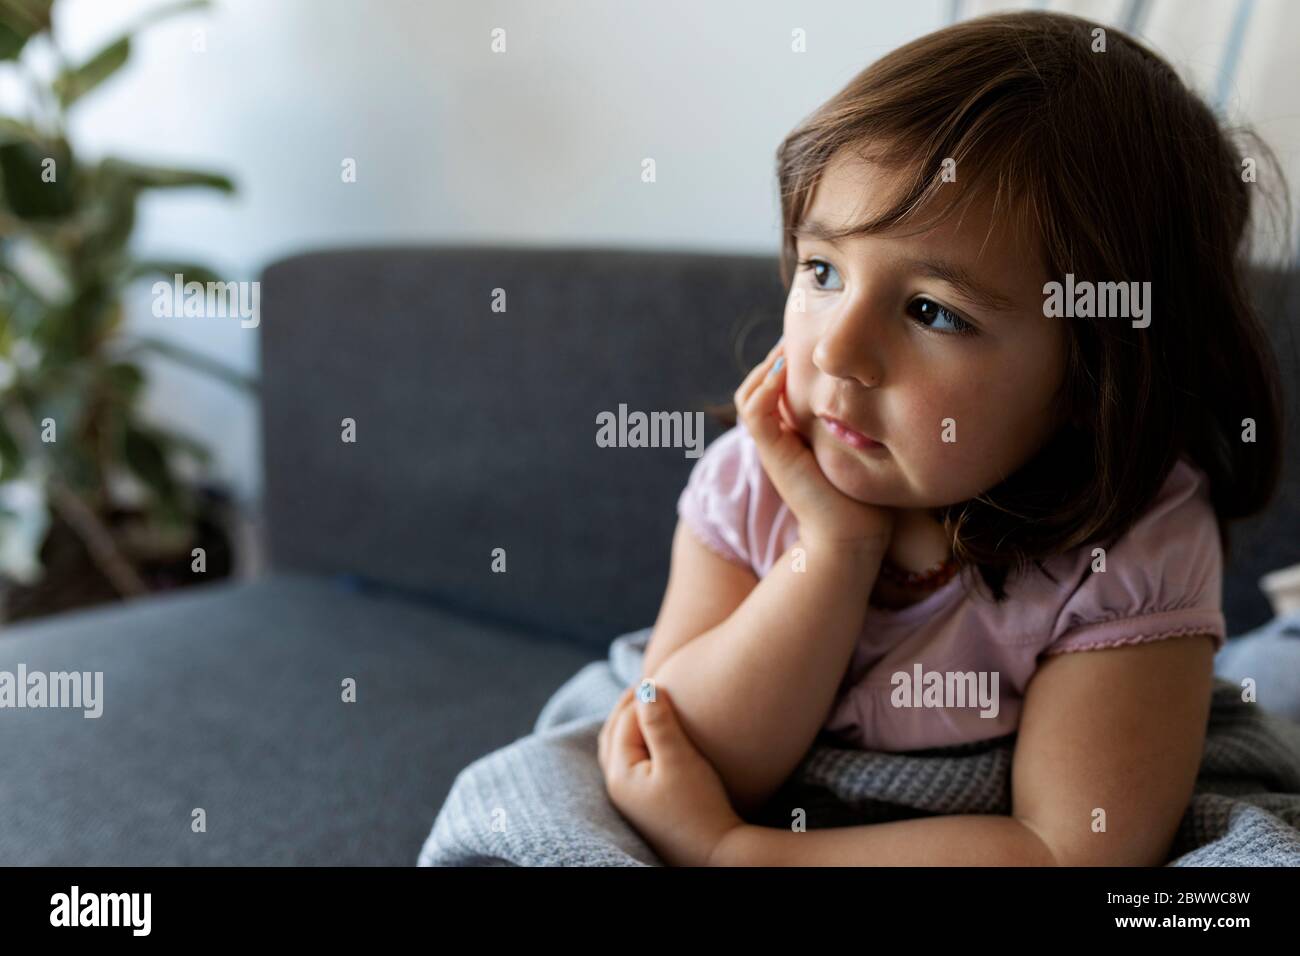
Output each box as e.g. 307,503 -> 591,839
885,507 -> 953,574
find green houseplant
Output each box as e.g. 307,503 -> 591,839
0,0 -> 254,619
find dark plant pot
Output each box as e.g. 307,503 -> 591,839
1,486 -> 236,625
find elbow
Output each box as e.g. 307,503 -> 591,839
1016,816 -> 1169,867
1014,816 -> 1064,866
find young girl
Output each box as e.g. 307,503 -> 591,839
596,10 -> 1287,866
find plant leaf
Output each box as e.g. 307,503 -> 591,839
127,260 -> 224,286
72,159 -> 141,259
42,0 -> 212,102
0,0 -> 53,61
0,22 -> 26,60
0,115 -> 44,146
53,36 -> 130,108
0,416 -> 23,481
100,157 -> 234,193
0,137 -> 76,219
129,0 -> 210,31
122,421 -> 179,506
104,361 -> 145,401
119,334 -> 258,392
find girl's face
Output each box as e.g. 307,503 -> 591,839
783,150 -> 1069,510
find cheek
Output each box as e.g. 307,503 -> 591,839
903,356 -> 1062,500
894,381 -> 987,494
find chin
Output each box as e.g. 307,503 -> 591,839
812,440 -> 895,505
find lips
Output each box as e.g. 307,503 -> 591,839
820,414 -> 885,450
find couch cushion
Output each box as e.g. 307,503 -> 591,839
0,572 -> 596,865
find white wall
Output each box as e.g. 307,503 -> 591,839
43,0 -> 1300,507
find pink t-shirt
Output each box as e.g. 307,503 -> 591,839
675,421 -> 1227,752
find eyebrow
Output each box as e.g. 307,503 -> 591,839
793,218 -> 1019,314
912,256 -> 1018,314
792,218 -> 855,243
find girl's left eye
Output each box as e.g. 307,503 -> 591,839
906,297 -> 976,336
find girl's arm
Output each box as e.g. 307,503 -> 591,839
640,520 -> 760,678
707,632 -> 1217,865
643,528 -> 886,816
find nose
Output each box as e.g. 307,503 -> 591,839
811,298 -> 886,389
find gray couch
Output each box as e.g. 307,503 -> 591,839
1,247 -> 1296,865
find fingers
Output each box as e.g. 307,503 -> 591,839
602,684 -> 689,775
633,686 -> 688,765
599,686 -> 635,771
612,689 -> 649,770
734,339 -> 784,412
776,387 -> 801,436
599,690 -> 622,769
734,340 -> 788,447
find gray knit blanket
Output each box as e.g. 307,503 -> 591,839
417,627 -> 1300,866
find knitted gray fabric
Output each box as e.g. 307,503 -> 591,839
417,627 -> 1300,866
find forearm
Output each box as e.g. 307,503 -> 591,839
645,537 -> 883,814
711,815 -> 1059,866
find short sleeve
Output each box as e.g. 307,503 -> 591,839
1043,459 -> 1227,657
675,424 -> 757,572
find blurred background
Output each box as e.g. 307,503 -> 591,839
0,0 -> 1296,621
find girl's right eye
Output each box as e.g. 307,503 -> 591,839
797,258 -> 842,291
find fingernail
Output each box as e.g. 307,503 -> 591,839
767,356 -> 785,380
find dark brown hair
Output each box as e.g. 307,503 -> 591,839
716,10 -> 1288,601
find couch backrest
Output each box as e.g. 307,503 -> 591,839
1223,268 -> 1300,630
259,246 -> 785,649
259,248 -> 1299,649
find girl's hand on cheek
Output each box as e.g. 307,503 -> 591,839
736,341 -> 894,551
